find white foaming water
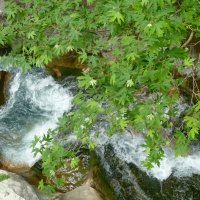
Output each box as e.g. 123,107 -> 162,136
0,69 -> 72,167
97,131 -> 200,181
25,74 -> 71,114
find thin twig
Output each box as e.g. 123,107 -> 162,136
181,31 -> 194,48
189,40 -> 200,47
175,8 -> 181,14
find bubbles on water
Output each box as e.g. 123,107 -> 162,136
0,68 -> 72,167
96,130 -> 200,181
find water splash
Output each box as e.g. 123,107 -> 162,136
97,131 -> 200,181
0,68 -> 72,167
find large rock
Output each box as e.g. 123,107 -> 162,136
46,53 -> 85,77
0,170 -> 39,200
0,71 -> 11,106
61,186 -> 103,200
96,144 -> 147,200
96,142 -> 200,200
1,161 -> 32,172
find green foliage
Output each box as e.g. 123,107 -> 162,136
31,128 -> 77,194
0,174 -> 9,182
174,100 -> 200,156
174,129 -> 189,157
184,101 -> 200,138
142,131 -> 166,169
1,0 -> 200,193
38,180 -> 56,195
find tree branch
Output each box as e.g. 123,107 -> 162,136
181,31 -> 194,48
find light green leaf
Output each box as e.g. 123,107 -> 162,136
108,10 -> 124,25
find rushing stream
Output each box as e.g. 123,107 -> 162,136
98,132 -> 200,181
1,67 -> 200,199
94,129 -> 200,199
0,67 -> 72,168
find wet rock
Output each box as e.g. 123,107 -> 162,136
96,144 -> 148,200
161,174 -> 200,200
33,143 -> 90,193
0,70 -> 12,106
82,163 -> 116,200
1,160 -> 31,172
0,45 -> 11,56
54,155 -> 90,192
61,185 -> 102,200
130,163 -> 200,200
34,187 -> 62,200
96,142 -> 200,200
0,169 -> 39,200
46,53 -> 85,77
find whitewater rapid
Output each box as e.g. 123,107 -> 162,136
0,68 -> 72,167
96,129 -> 200,181
1,67 -> 200,184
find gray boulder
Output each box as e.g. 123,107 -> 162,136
0,170 -> 39,200
61,186 -> 103,200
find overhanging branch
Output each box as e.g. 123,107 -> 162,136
181,31 -> 194,48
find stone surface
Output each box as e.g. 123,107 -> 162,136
61,186 -> 103,200
34,187 -> 62,200
0,71 -> 11,106
46,53 -> 85,77
96,142 -> 200,200
1,161 -> 31,172
96,144 -> 147,200
0,170 -> 39,200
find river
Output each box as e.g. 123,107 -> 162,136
0,67 -> 72,168
1,67 -> 200,199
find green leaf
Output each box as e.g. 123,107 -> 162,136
89,141 -> 96,149
70,157 -> 80,168
27,31 -> 36,40
87,0 -> 94,6
78,74 -> 91,89
184,58 -> 195,67
141,0 -> 149,6
174,130 -> 189,157
188,127 -> 199,140
38,180 -> 45,191
110,74 -> 116,85
78,50 -> 88,63
126,52 -> 139,61
108,10 -> 124,25
0,174 -> 9,182
54,178 -> 65,187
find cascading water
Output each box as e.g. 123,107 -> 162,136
94,102 -> 200,199
95,130 -> 200,199
1,66 -> 200,199
0,67 -> 72,168
101,132 -> 200,181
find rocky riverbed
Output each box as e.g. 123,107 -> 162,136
0,169 -> 103,200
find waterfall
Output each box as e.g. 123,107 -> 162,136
102,132 -> 200,180
1,66 -> 200,198
95,128 -> 200,199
